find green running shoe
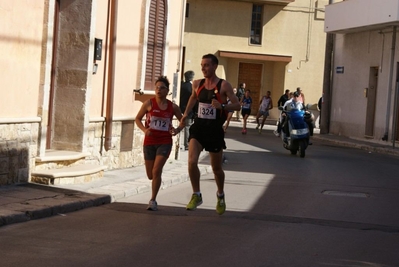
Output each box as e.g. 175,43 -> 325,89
186,194 -> 202,210
216,194 -> 226,215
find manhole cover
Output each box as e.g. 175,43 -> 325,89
322,190 -> 369,198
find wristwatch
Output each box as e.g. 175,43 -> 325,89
221,104 -> 225,110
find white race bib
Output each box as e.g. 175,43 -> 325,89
243,103 -> 251,109
149,116 -> 171,131
197,102 -> 216,119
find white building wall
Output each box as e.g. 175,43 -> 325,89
330,29 -> 397,139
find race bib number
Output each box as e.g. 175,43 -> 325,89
197,102 -> 216,119
149,116 -> 170,131
243,103 -> 251,109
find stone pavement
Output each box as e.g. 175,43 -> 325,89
1,122 -> 399,227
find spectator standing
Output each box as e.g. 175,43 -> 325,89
274,89 -> 290,136
179,70 -> 195,150
278,89 -> 290,107
296,87 -> 305,106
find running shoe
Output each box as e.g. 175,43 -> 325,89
258,128 -> 262,134
186,194 -> 203,210
255,125 -> 259,130
216,193 -> 226,215
273,130 -> 280,137
147,200 -> 158,211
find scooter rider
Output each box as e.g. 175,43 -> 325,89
281,91 -> 314,137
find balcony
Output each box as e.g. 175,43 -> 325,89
325,0 -> 399,34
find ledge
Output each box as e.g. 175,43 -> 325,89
36,150 -> 91,163
31,164 -> 106,178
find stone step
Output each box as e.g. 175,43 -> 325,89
36,150 -> 91,162
31,165 -> 106,185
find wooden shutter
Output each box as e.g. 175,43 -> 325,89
145,0 -> 166,90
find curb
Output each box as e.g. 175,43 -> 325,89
0,191 -> 111,227
312,135 -> 399,157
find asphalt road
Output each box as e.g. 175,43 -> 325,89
1,124 -> 399,267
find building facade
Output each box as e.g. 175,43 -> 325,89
325,0 -> 399,142
183,0 -> 328,118
0,0 -> 186,185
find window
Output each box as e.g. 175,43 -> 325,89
250,5 -> 263,45
145,0 -> 167,90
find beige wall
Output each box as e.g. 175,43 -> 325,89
0,0 -> 186,184
90,0 -> 185,119
183,0 -> 327,114
0,1 -> 45,118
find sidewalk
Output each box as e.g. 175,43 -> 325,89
0,149 -> 211,227
1,123 -> 399,227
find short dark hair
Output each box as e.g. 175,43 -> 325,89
155,76 -> 170,89
184,70 -> 195,82
202,53 -> 219,65
293,91 -> 300,97
285,89 -> 290,93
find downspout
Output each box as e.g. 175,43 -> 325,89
297,0 -> 313,69
383,26 -> 396,142
104,0 -> 118,151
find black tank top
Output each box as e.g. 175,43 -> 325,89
195,79 -> 227,126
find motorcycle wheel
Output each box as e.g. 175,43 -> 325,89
299,140 -> 306,158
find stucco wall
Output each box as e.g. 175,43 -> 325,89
330,30 -> 395,139
0,1 -> 44,118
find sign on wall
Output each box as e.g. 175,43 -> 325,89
336,66 -> 344,74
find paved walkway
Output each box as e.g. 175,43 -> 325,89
1,121 -> 399,227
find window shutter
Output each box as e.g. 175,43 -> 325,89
145,0 -> 166,90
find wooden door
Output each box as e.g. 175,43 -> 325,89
237,63 -> 263,115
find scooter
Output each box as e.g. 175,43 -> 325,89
278,107 -> 310,158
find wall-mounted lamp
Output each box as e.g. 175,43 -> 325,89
133,89 -> 144,95
94,38 -> 102,60
92,38 -> 102,75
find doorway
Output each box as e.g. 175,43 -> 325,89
46,0 -> 93,151
237,63 -> 263,115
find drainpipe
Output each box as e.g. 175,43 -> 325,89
104,0 -> 118,151
383,26 -> 397,142
297,0 -> 313,69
